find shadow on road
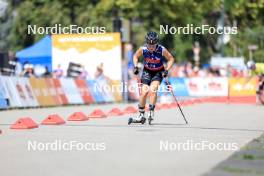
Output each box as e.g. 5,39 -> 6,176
0,123 -> 263,132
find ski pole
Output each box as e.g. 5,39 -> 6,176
164,78 -> 188,124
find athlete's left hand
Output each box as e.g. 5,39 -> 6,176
133,66 -> 139,75
162,70 -> 168,78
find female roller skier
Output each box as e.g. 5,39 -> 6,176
128,31 -> 174,125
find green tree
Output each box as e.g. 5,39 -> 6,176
1,0 -> 263,63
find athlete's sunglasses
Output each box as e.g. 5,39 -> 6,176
147,44 -> 157,50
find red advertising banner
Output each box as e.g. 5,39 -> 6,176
52,78 -> 68,105
45,78 -> 63,105
74,79 -> 94,104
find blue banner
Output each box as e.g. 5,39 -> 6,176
158,78 -> 189,96
86,80 -> 105,103
0,95 -> 7,109
0,76 -> 7,109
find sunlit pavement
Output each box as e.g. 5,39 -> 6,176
0,102 -> 264,176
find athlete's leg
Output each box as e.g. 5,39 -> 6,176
135,69 -> 151,121
147,80 -> 160,123
133,84 -> 149,121
149,80 -> 160,107
139,84 -> 149,108
147,70 -> 163,123
138,69 -> 151,113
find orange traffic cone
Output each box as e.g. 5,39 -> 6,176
68,112 -> 89,121
123,106 -> 137,114
107,108 -> 124,116
41,114 -> 65,125
88,109 -> 107,118
155,104 -> 162,110
161,103 -> 171,109
10,117 -> 38,129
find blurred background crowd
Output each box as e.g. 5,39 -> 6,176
0,0 -> 263,79
4,60 -> 262,79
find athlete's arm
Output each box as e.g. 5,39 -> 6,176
163,48 -> 174,71
133,47 -> 142,67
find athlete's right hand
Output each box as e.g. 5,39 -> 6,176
162,70 -> 168,78
133,66 -> 139,75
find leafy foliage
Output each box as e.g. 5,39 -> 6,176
0,0 -> 263,62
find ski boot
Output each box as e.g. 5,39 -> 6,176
128,106 -> 146,125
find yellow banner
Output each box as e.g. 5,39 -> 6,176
29,78 -> 55,106
228,77 -> 257,96
52,33 -> 122,81
52,33 -> 121,52
108,80 -> 122,102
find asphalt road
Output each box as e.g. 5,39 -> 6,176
0,102 -> 264,176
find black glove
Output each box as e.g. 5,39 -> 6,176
133,66 -> 139,75
162,70 -> 168,78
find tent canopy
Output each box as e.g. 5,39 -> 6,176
16,35 -> 52,71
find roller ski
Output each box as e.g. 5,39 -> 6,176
148,109 -> 154,125
128,113 -> 146,125
128,104 -> 155,125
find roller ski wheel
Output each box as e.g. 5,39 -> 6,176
140,117 -> 146,124
148,117 -> 153,125
128,117 -> 146,125
148,110 -> 154,125
128,117 -> 133,125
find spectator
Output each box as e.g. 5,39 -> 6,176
22,63 -> 34,77
43,66 -> 51,77
94,63 -> 104,79
53,64 -> 63,78
79,65 -> 89,79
